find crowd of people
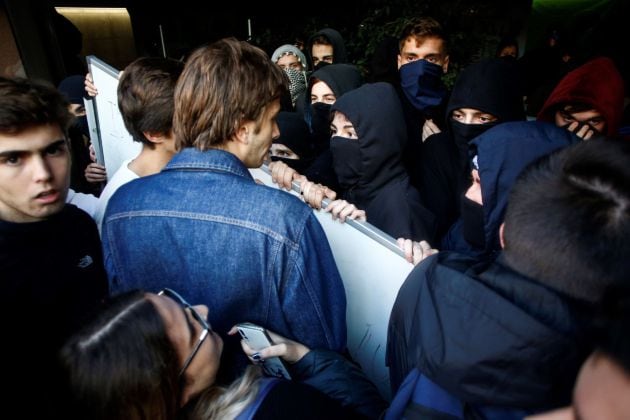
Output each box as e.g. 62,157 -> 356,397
1,14 -> 628,419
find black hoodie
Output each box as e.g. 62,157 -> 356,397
306,28 -> 349,69
331,82 -> 436,242
419,58 -> 525,240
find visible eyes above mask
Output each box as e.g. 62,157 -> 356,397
280,62 -> 302,70
330,124 -> 357,139
452,109 -> 498,125
557,110 -> 605,132
311,94 -> 336,104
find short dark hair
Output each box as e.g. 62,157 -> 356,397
117,57 -> 184,147
173,37 -> 287,151
0,77 -> 73,135
311,34 -> 333,47
399,17 -> 448,54
503,139 -> 630,303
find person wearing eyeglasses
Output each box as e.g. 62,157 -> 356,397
59,289 -> 386,419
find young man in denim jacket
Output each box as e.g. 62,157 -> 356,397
101,38 -> 347,383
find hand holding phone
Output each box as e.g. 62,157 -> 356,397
236,322 -> 292,380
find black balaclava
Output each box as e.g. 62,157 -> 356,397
306,28 -> 349,69
272,111 -> 315,173
304,64 -> 363,155
330,82 -> 407,204
460,193 -> 485,248
446,57 -> 526,181
58,75 -> 90,138
329,136 -> 362,188
446,58 -> 525,146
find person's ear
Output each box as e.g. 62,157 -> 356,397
143,131 -> 165,144
442,55 -> 450,73
397,54 -> 403,70
499,222 -> 505,249
235,123 -> 250,145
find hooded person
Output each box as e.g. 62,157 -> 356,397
300,63 -> 363,191
57,74 -> 97,195
329,82 -> 436,242
418,58 -> 526,240
537,56 -> 625,139
269,111 -> 315,173
271,44 -> 309,111
306,28 -> 349,71
302,63 -> 363,153
441,121 -> 578,259
388,137 -> 630,419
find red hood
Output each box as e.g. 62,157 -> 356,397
537,57 -> 625,137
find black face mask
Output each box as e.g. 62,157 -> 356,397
313,61 -> 331,72
270,155 -> 312,174
450,120 -> 498,148
74,115 -> 90,139
399,59 -> 448,113
330,135 -> 362,189
310,102 -> 333,150
460,193 -> 486,249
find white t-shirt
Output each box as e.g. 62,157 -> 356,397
94,159 -> 139,233
66,189 -> 99,218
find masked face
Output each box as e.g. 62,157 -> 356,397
284,68 -> 307,106
399,59 -> 448,113
460,168 -> 485,248
450,119 -> 498,148
330,136 -> 362,189
74,115 -> 90,139
460,193 -> 485,248
310,102 -> 333,149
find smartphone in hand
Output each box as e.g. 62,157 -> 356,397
236,322 -> 292,380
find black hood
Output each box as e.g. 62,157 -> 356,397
446,58 -> 525,123
331,82 -> 407,204
306,28 -> 349,68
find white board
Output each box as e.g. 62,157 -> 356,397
250,166 -> 414,400
86,55 -> 141,180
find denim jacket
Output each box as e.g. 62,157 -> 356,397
102,149 -> 347,374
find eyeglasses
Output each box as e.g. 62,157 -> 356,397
158,288 -> 211,378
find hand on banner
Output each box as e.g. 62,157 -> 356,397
422,119 -> 441,142
397,238 -> 438,265
84,73 -> 98,97
323,199 -> 366,223
300,180 -> 337,210
269,160 -> 305,191
85,163 -> 107,184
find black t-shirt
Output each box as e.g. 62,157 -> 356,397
0,204 -> 109,413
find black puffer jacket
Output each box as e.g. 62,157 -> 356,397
387,251 -> 593,412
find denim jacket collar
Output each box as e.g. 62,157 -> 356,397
165,148 -> 254,180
